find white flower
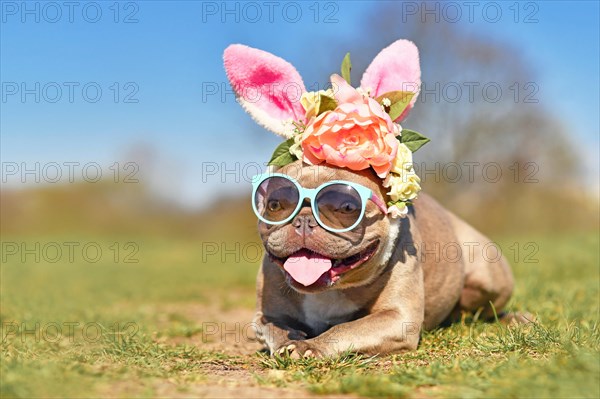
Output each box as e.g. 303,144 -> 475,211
301,89 -> 335,120
390,143 -> 413,174
356,86 -> 373,97
289,132 -> 304,159
382,97 -> 391,107
393,123 -> 402,137
383,169 -> 421,202
281,119 -> 297,139
387,202 -> 408,218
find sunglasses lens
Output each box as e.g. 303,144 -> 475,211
254,177 -> 299,223
316,184 -> 363,230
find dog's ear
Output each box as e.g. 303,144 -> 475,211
360,40 -> 421,122
224,44 -> 307,137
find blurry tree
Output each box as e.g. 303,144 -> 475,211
330,3 -> 593,233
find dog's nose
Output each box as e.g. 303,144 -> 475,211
292,209 -> 318,236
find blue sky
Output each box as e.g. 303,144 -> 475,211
1,1 -> 598,207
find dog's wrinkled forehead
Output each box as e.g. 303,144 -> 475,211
277,161 -> 383,193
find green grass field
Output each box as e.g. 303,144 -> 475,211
1,231 -> 598,398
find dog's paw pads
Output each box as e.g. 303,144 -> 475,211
275,342 -> 322,359
276,343 -> 296,356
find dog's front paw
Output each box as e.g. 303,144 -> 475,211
275,340 -> 323,359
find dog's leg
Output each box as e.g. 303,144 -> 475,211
276,309 -> 422,358
254,259 -> 310,354
446,213 -> 516,321
253,312 -> 307,354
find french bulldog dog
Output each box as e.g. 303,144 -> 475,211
251,163 -> 515,357
224,41 -> 519,357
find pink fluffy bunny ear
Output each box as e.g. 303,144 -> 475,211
360,40 -> 421,122
223,44 -> 306,137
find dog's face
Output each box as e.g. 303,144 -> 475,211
257,161 -> 395,293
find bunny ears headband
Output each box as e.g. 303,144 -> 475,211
223,40 -> 430,217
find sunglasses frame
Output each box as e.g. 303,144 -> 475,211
251,173 -> 387,233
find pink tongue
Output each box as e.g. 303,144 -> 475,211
284,250 -> 332,286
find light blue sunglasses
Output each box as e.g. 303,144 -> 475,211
251,173 -> 387,233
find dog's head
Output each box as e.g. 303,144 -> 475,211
256,161 -> 401,293
224,40 -> 424,293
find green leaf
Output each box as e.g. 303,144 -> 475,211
376,91 -> 414,121
341,53 -> 352,85
399,129 -> 430,153
268,138 -> 297,167
316,93 -> 337,116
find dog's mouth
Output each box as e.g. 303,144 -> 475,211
268,240 -> 380,288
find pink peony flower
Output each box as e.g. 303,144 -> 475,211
300,75 -> 398,178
